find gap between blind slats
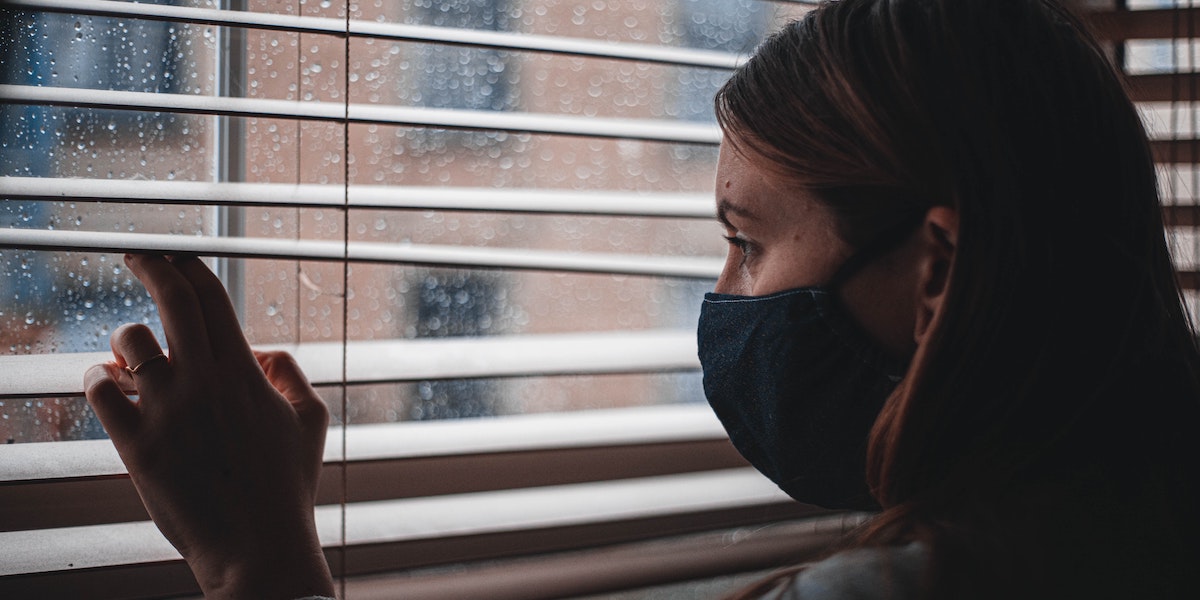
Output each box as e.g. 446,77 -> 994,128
1152,139 -> 1200,164
0,228 -> 723,278
0,85 -> 723,145
1174,270 -> 1200,291
1,0 -> 742,70
1164,205 -> 1200,227
1088,6 -> 1200,42
1127,73 -> 1200,102
0,329 -> 700,400
0,177 -> 715,218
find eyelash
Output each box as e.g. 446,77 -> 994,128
723,235 -> 753,256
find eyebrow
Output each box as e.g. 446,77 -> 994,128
716,198 -> 757,228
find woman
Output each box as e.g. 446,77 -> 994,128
704,0 -> 1200,598
84,0 -> 1200,598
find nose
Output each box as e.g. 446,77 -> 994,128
714,253 -> 748,295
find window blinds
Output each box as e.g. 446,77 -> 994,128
0,0 -> 1193,597
0,1 -> 818,596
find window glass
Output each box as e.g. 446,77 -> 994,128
1,0 -> 811,442
1,2 -> 216,443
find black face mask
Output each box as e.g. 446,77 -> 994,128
696,223 -> 918,510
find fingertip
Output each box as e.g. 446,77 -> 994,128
123,253 -> 172,278
84,363 -> 139,440
84,363 -> 115,395
257,350 -> 326,409
110,322 -> 163,368
166,253 -> 201,265
256,350 -> 301,377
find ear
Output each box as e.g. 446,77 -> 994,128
914,206 -> 957,345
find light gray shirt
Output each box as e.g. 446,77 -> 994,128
779,542 -> 928,600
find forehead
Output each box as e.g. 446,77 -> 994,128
715,143 -> 825,226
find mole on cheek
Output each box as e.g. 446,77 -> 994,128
725,181 -> 732,189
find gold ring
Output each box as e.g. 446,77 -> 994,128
126,353 -> 168,375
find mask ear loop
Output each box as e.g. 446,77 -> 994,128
825,211 -> 927,290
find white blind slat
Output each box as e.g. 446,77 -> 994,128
0,84 -> 723,145
0,228 -> 723,278
0,177 -> 716,218
3,0 -> 744,69
0,329 -> 700,399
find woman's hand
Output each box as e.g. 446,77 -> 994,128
83,254 -> 335,599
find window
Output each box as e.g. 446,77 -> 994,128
5,0 -> 1186,597
0,0 -> 830,595
675,0 -> 768,122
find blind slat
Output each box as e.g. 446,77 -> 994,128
0,228 -> 724,278
0,406 -> 730,483
0,330 -> 700,399
3,0 -> 743,69
0,84 -> 722,145
0,177 -> 715,218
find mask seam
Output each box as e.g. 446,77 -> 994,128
703,288 -> 826,304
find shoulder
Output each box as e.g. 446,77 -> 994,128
777,542 -> 927,600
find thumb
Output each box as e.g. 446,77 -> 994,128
84,363 -> 141,443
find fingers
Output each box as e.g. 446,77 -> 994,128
111,323 -> 171,393
84,363 -> 140,443
110,323 -> 167,371
124,254 -> 211,361
169,256 -> 256,366
255,350 -> 329,433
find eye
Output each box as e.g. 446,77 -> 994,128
723,234 -> 755,262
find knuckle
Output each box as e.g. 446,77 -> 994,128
112,322 -> 150,339
264,350 -> 301,372
111,323 -> 157,348
276,351 -> 299,368
257,350 -> 283,367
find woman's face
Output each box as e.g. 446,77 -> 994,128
714,143 -> 851,296
714,142 -> 924,359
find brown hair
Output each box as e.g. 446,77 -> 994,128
717,1 -> 1200,598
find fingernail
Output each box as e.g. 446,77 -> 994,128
124,253 -> 133,266
84,364 -> 111,392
